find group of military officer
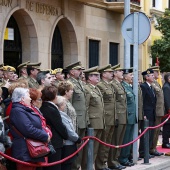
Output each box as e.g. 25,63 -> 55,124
0,61 -> 166,170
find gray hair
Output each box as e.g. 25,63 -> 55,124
56,96 -> 66,108
11,87 -> 29,103
36,71 -> 49,85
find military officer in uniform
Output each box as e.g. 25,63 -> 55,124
118,68 -> 136,167
53,68 -> 65,86
17,61 -> 30,80
2,65 -> 16,99
149,66 -> 164,156
95,64 -> 116,170
82,66 -> 106,170
108,64 -> 127,170
65,61 -> 88,170
27,62 -> 41,89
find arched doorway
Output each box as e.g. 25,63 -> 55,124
50,17 -> 78,69
51,26 -> 63,69
4,16 -> 22,68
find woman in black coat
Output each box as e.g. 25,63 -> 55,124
40,86 -> 68,170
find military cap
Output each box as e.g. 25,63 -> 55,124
149,65 -> 159,71
50,70 -> 56,75
81,66 -> 85,70
122,68 -> 133,74
112,63 -> 123,71
98,64 -> 113,73
27,62 -> 41,70
3,65 -> 16,72
84,66 -> 100,75
141,68 -> 154,76
17,61 -> 30,69
54,68 -> 63,74
66,61 -> 82,70
0,63 -> 4,70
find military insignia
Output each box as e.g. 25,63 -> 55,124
147,70 -> 150,74
7,67 -> 11,71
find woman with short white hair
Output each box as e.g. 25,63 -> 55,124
56,95 -> 81,170
10,87 -> 50,170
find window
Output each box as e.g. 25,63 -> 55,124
89,40 -> 99,68
130,45 -> 133,67
109,42 -> 119,66
152,0 -> 156,7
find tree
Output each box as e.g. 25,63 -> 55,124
151,8 -> 170,72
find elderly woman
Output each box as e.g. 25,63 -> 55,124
56,96 -> 81,170
9,88 -> 50,170
57,81 -> 77,132
40,86 -> 68,170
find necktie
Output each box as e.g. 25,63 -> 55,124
150,86 -> 155,96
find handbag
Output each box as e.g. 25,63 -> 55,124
11,125 -> 52,158
26,139 -> 50,158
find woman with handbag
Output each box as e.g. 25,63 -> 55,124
56,96 -> 82,170
40,86 -> 68,170
29,88 -> 53,170
9,87 -> 50,170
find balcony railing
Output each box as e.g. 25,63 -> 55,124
75,0 -> 141,13
106,0 -> 140,6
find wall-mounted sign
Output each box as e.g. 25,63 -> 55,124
26,0 -> 59,16
0,0 -> 12,8
4,28 -> 14,40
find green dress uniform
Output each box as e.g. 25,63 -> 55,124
81,83 -> 105,170
95,79 -> 116,169
108,79 -> 127,167
68,77 -> 89,129
27,76 -> 39,89
68,77 -> 88,170
65,61 -> 88,170
118,81 -> 137,164
150,80 -> 164,153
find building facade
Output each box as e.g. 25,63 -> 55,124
141,0 -> 170,69
2,0 -> 168,71
0,0 -> 142,71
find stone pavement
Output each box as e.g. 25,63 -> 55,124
126,155 -> 170,170
126,134 -> 170,170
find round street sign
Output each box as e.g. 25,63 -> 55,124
121,12 -> 151,44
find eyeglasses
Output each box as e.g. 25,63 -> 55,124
36,98 -> 42,102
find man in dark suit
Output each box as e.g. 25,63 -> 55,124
139,69 -> 156,158
162,72 -> 170,148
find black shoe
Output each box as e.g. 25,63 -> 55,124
150,151 -> 164,156
162,144 -> 170,148
138,157 -> 142,161
108,164 -> 126,169
120,161 -> 134,167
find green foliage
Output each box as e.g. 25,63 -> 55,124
151,8 -> 170,72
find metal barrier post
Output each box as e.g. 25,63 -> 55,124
87,128 -> 94,170
143,119 -> 150,164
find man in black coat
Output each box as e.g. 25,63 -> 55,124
139,69 -> 156,158
162,72 -> 170,148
